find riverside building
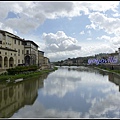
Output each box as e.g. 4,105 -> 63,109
0,30 -> 50,70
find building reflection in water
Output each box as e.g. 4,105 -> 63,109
0,73 -> 48,118
108,73 -> 120,92
67,66 -> 108,77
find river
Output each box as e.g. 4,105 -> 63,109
0,66 -> 120,118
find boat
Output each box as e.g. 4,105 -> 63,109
14,78 -> 23,83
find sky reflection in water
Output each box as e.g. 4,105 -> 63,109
11,66 -> 120,118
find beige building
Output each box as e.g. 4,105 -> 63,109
40,56 -> 51,70
118,48 -> 120,64
38,50 -> 44,66
44,57 -> 50,65
0,30 -> 50,70
24,40 -> 39,66
108,51 -> 119,65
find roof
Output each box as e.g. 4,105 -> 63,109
25,40 -> 39,47
0,30 -> 39,47
38,50 -> 44,53
0,29 -> 20,38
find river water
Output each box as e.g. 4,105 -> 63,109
0,66 -> 120,118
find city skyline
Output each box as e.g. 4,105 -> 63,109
0,1 -> 120,62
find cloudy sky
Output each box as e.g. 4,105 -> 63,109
0,1 -> 120,62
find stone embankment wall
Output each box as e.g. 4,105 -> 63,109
102,64 -> 120,70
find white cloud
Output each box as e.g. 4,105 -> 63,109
87,30 -> 92,36
44,51 -> 80,62
5,17 -> 41,34
0,21 -> 17,35
79,42 -> 115,57
97,35 -> 111,41
80,31 -> 85,35
87,12 -> 120,36
43,38 -> 118,62
43,69 -> 82,97
11,100 -> 81,118
87,38 -> 92,41
88,93 -> 120,118
112,13 -> 120,17
97,35 -> 120,47
0,1 -> 120,62
0,1 -> 76,34
41,31 -> 82,61
80,1 -> 119,13
0,1 -> 119,34
42,31 -> 81,53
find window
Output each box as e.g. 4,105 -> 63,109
14,40 -> 16,44
0,33 -> 3,41
26,50 -> 29,54
22,41 -> 24,45
18,49 -> 20,56
18,49 -> 20,53
27,42 -> 30,45
18,41 -> 20,45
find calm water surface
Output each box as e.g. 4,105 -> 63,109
0,66 -> 120,118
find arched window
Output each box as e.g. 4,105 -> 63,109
4,57 -> 8,67
0,56 -> 2,67
25,55 -> 30,66
9,57 -> 14,67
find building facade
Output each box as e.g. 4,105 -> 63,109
118,48 -> 120,64
38,50 -> 44,67
24,40 -> 39,66
0,30 -> 50,70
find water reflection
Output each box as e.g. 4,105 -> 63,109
42,67 -> 85,98
2,66 -> 120,118
67,66 -> 108,76
0,74 -> 49,118
108,73 -> 120,92
38,66 -> 120,118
